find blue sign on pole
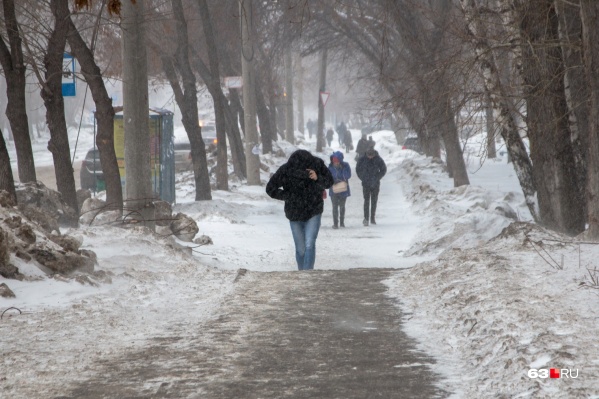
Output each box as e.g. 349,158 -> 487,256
62,53 -> 76,97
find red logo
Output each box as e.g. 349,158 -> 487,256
550,368 -> 560,379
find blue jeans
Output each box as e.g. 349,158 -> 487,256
289,213 -> 322,270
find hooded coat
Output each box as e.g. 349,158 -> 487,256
356,150 -> 387,189
266,150 -> 334,221
328,151 -> 352,198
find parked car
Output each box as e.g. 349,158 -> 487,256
402,136 -> 423,154
80,148 -> 104,191
174,141 -> 192,171
201,125 -> 218,149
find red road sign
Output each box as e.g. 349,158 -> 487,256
320,91 -> 330,107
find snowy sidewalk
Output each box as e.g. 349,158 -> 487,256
58,269 -> 449,398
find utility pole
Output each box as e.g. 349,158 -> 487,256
122,0 -> 154,229
285,47 -> 294,143
240,0 -> 260,185
316,48 -> 328,152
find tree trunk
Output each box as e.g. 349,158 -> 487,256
485,91 -> 497,159
460,0 -> 539,221
0,127 -> 16,203
63,5 -> 123,211
580,0 -> 599,238
122,0 -> 154,228
222,92 -> 246,178
255,73 -> 274,154
197,0 -> 227,191
0,0 -> 36,183
285,47 -> 294,144
555,0 -> 589,224
172,0 -> 212,199
519,0 -> 584,235
268,88 -> 279,141
191,50 -> 246,179
296,55 -> 305,135
42,0 -> 79,224
437,93 -> 470,187
316,48 -> 327,153
162,56 -> 211,201
240,0 -> 260,185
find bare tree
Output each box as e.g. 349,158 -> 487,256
555,0 -> 589,225
197,0 -> 227,191
67,1 -> 123,212
188,1 -> 246,179
316,48 -> 327,153
296,54 -> 305,136
0,0 -> 36,183
41,0 -> 79,224
240,0 -> 260,185
580,0 -> 599,238
460,0 -> 539,221
516,0 -> 584,234
284,47 -> 294,144
155,0 -> 212,201
0,126 -> 15,202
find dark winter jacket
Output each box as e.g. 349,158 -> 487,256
356,150 -> 387,189
328,151 -> 352,198
266,150 -> 334,221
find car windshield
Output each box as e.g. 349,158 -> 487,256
202,125 -> 216,137
85,149 -> 101,163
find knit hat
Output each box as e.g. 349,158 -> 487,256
366,148 -> 376,157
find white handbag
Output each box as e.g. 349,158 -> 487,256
332,181 -> 348,194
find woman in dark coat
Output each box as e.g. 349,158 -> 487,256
328,151 -> 351,229
266,150 -> 334,270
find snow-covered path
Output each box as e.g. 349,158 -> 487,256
191,147 -> 433,273
54,268 -> 449,399
3,128 -> 599,398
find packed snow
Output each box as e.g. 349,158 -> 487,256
1,126 -> 598,398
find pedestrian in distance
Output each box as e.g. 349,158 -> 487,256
328,151 -> 352,229
266,149 -> 334,270
306,118 -> 315,139
356,147 -> 387,226
355,132 -> 370,160
326,128 -> 335,147
368,136 -> 375,148
337,121 -> 348,146
343,130 -> 353,153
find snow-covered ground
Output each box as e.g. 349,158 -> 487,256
1,127 -> 598,398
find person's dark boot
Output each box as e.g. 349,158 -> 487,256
370,216 -> 376,225
332,224 -> 339,229
340,220 -> 345,228
363,218 -> 369,226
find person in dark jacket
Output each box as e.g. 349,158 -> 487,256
355,132 -> 369,160
343,130 -> 353,153
326,128 -> 334,147
356,147 -> 387,226
336,121 -> 348,146
328,151 -> 351,229
266,150 -> 334,270
306,118 -> 315,139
